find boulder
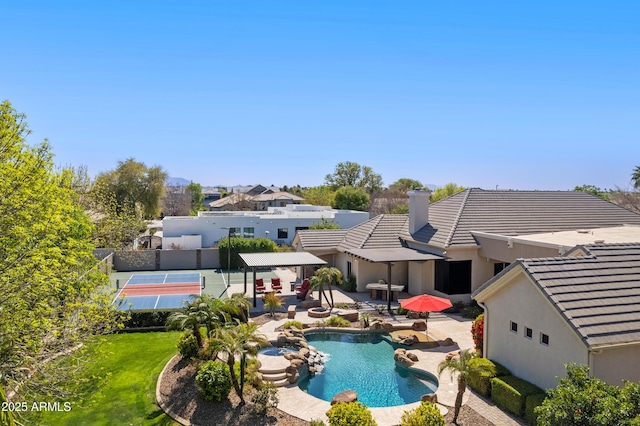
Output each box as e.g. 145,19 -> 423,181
394,353 -> 415,367
394,348 -> 407,356
407,311 -> 420,319
412,320 -> 427,331
446,350 -> 460,361
406,352 -> 419,362
331,390 -> 358,405
440,338 -> 455,347
421,394 -> 438,403
382,322 -> 394,330
299,347 -> 310,358
276,334 -> 288,345
300,299 -> 321,309
290,358 -> 305,369
286,371 -> 300,384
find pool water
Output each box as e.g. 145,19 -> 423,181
297,331 -> 438,407
259,346 -> 297,356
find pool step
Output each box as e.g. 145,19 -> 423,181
261,371 -> 287,381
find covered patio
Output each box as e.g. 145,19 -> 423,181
239,252 -> 327,307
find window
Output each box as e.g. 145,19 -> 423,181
434,260 -> 472,295
494,262 -> 510,275
277,228 -> 288,239
243,227 -> 254,238
295,226 -> 309,232
540,333 -> 549,346
347,261 -> 352,278
510,321 -> 518,333
228,227 -> 240,237
525,327 -> 533,339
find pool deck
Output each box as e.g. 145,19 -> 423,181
252,267 -> 526,426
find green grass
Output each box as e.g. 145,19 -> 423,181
29,331 -> 180,426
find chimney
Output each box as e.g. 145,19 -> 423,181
408,190 -> 431,235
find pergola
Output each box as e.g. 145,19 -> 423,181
238,252 -> 327,307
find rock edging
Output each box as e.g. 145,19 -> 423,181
156,354 -> 190,426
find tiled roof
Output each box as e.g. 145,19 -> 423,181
339,214 -> 409,250
252,192 -> 305,202
296,229 -> 348,249
408,189 -> 640,248
498,243 -> 640,347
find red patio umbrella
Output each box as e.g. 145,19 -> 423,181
400,294 -> 453,336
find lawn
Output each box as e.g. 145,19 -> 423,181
29,331 -> 180,426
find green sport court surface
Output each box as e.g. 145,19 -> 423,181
109,269 -> 278,309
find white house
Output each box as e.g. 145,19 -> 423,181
473,243 -> 640,390
162,204 -> 369,249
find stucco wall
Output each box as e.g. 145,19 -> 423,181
591,344 -> 640,386
480,272 -> 588,390
477,237 -> 562,263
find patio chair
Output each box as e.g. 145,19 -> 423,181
271,277 -> 282,292
255,278 -> 266,293
296,279 -> 311,300
295,278 -> 309,292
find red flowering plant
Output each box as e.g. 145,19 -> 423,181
471,313 -> 484,357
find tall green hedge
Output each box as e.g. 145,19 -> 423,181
525,392 -> 546,425
218,237 -> 277,269
467,358 -> 511,397
491,376 -> 543,417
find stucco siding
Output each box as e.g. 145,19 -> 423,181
591,344 -> 640,386
483,274 -> 588,390
477,236 -> 563,263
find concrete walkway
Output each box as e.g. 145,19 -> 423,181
252,270 -> 525,425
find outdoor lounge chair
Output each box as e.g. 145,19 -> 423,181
296,279 -> 310,300
255,278 -> 266,293
271,277 -> 282,292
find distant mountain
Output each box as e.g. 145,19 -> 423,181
165,177 -> 191,187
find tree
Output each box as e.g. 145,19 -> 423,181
309,218 -> 342,230
302,185 -> 336,206
324,161 -> 383,195
185,181 -> 205,214
0,100 -> 122,406
162,185 -> 191,216
208,322 -> 268,404
536,363 -> 640,426
633,166 -> 640,189
430,183 -> 465,203
389,178 -> 425,194
312,267 -> 343,308
332,186 -> 369,211
438,349 -> 495,423
95,158 -> 167,219
573,184 -> 610,200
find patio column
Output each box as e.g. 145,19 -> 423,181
387,262 -> 392,312
252,267 -> 257,307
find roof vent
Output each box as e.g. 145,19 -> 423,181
577,230 -> 590,234
593,239 -> 605,244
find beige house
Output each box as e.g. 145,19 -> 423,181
473,243 -> 640,390
209,185 -> 304,211
294,189 -> 640,303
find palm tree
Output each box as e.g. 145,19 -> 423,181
223,293 -> 251,323
312,267 -> 343,308
263,292 -> 283,317
437,349 -> 495,423
632,166 -> 640,189
208,322 -> 268,404
166,302 -> 209,347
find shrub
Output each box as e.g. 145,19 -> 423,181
400,401 -> 446,426
326,402 -> 377,426
310,420 -> 326,426
491,376 -> 543,417
251,383 -> 279,415
177,330 -> 200,359
326,316 -> 351,327
525,393 -> 546,425
263,292 -> 283,317
471,313 -> 484,354
493,361 -> 511,377
462,302 -> 484,319
283,320 -> 303,330
343,274 -> 357,292
334,302 -> 350,309
196,361 -> 232,402
219,237 -> 277,269
467,357 -> 496,397
123,311 -> 171,328
395,306 -> 408,315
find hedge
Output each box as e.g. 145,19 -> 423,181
491,375 -> 543,417
218,237 -> 278,269
467,359 -> 512,397
525,392 -> 547,425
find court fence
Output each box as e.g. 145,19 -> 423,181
94,248 -> 220,272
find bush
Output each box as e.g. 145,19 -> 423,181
493,361 -> 511,377
177,330 -> 200,359
326,316 -> 351,327
123,311 -> 171,328
196,361 -> 232,402
395,306 -> 408,315
462,302 -> 484,319
400,401 -> 446,426
326,402 -> 377,426
471,313 -> 484,353
251,383 -> 279,415
467,357 -> 496,397
525,393 -> 546,425
491,376 -> 543,417
219,237 -> 277,269
283,320 -> 303,330
335,302 -> 350,309
343,274 -> 357,292
310,420 -> 326,426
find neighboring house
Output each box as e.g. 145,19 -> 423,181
162,204 -> 369,248
209,185 -> 303,211
294,189 -> 640,302
473,243 -> 640,390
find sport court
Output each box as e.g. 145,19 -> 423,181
114,272 -> 202,311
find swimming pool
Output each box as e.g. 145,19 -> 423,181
258,346 -> 297,356
297,331 -> 438,407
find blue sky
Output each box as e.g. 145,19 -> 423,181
2,1 -> 639,190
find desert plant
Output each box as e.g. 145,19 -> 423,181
326,316 -> 351,327
351,298 -> 361,310
195,360 -> 232,402
177,330 -> 200,359
283,320 -> 303,329
263,292 -> 283,317
360,312 -> 371,328
335,302 -> 350,309
251,383 -> 279,415
400,401 -> 446,426
326,401 -> 377,426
